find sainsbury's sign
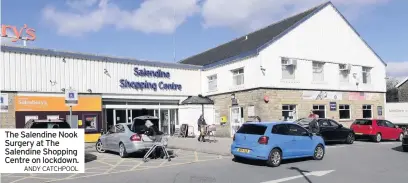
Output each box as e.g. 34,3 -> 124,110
1,24 -> 36,42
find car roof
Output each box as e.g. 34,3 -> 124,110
245,121 -> 293,126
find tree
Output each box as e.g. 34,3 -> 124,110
386,77 -> 399,102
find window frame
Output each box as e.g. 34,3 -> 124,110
281,57 -> 296,79
362,104 -> 373,119
207,74 -> 218,91
339,64 -> 350,83
362,67 -> 371,84
232,68 -> 244,86
312,61 -> 325,82
281,104 -> 297,121
312,104 -> 326,118
339,104 -> 351,120
287,124 -> 309,136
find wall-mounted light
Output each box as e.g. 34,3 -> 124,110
231,94 -> 235,99
87,89 -> 92,93
62,57 -> 66,63
61,88 -> 65,92
104,69 -> 109,75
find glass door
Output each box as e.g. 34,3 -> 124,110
230,106 -> 242,137
114,109 -> 127,124
169,109 -> 178,136
160,109 -> 169,135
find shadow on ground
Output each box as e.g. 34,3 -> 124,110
85,153 -> 97,163
289,167 -> 313,183
392,146 -> 407,153
232,156 -> 312,167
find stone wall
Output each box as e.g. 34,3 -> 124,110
0,92 -> 16,128
210,89 -> 385,137
398,81 -> 408,102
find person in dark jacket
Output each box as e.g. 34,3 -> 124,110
308,118 -> 320,134
197,115 -> 207,142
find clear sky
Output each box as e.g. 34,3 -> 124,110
1,0 -> 407,81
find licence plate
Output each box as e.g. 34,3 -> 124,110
237,148 -> 250,153
355,133 -> 363,135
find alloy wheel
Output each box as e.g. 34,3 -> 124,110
119,144 -> 125,157
399,133 -> 403,141
315,146 -> 324,159
272,151 -> 281,165
348,133 -> 354,144
376,134 -> 381,142
96,141 -> 105,153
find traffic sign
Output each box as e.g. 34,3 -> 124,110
65,89 -> 78,106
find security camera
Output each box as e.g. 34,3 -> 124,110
260,66 -> 266,71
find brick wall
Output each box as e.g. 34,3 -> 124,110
210,89 -> 385,137
0,92 -> 16,128
398,81 -> 408,102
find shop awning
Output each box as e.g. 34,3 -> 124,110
180,95 -> 214,105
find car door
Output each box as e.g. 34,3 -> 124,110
384,120 -> 399,139
104,126 -> 117,150
271,124 -> 296,158
376,120 -> 390,139
110,124 -> 124,152
287,124 -> 313,157
328,119 -> 348,141
317,119 -> 335,141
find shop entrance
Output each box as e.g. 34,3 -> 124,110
103,99 -> 179,135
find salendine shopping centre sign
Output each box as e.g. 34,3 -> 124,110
119,67 -> 182,91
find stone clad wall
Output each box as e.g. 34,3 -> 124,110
398,81 -> 408,102
209,89 -> 385,137
0,92 -> 16,128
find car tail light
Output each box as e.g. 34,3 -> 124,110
258,136 -> 269,145
130,134 -> 141,141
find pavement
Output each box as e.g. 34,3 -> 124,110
2,140 -> 408,183
167,137 -> 232,156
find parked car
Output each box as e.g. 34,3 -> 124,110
350,119 -> 404,143
95,116 -> 165,158
295,118 -> 355,144
231,122 -> 325,167
402,131 -> 408,152
24,119 -> 71,129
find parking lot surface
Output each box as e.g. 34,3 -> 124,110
1,141 -> 407,183
1,149 -> 223,183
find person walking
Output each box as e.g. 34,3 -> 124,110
197,114 -> 207,142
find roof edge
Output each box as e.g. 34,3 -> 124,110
396,77 -> 408,88
1,45 -> 203,70
256,1 -> 330,52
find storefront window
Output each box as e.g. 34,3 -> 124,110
312,105 -> 326,118
84,115 -> 98,132
282,104 -> 297,121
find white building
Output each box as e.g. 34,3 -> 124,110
0,1 -> 387,140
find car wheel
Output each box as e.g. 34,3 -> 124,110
266,148 -> 282,167
345,133 -> 355,144
374,133 -> 382,143
119,143 -> 128,158
397,133 -> 403,141
403,146 -> 408,152
313,144 -> 325,160
95,140 -> 105,153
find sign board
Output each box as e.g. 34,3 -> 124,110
329,102 -> 337,111
385,103 -> 408,125
65,90 -> 78,106
0,93 -> 9,113
377,106 -> 383,116
1,24 -> 36,42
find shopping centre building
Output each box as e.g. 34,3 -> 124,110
0,2 -> 387,141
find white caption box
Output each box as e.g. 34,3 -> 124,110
0,129 -> 84,173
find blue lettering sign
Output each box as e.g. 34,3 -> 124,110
119,79 -> 182,91
69,93 -> 75,99
0,96 -> 3,104
134,67 -> 170,78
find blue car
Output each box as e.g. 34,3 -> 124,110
231,122 -> 325,167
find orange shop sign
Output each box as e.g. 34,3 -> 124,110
1,24 -> 36,42
15,96 -> 101,112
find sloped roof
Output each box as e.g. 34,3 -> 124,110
396,77 -> 408,88
179,2 -> 329,66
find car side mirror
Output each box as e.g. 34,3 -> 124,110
338,124 -> 343,128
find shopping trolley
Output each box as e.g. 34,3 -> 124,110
203,125 -> 217,143
143,135 -> 172,162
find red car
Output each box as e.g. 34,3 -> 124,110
350,119 -> 404,143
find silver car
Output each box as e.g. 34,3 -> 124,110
95,116 -> 165,158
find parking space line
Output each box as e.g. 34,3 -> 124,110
104,159 -> 124,174
159,159 -> 168,167
194,151 -> 198,161
95,160 -> 115,166
131,162 -> 143,170
45,157 -> 220,182
3,175 -> 54,180
9,177 -> 29,183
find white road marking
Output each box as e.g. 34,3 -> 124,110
260,170 -> 335,183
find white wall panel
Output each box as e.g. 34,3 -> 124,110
1,51 -> 201,96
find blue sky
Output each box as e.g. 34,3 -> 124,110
1,0 -> 407,80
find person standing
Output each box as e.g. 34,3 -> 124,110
197,114 -> 207,142
308,110 -> 319,119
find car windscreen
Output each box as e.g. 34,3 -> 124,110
236,124 -> 267,135
30,122 -> 71,129
353,119 -> 372,125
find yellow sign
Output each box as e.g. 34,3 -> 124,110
78,120 -> 83,126
221,116 -> 227,123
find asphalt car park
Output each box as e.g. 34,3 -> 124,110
0,149 -> 223,183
